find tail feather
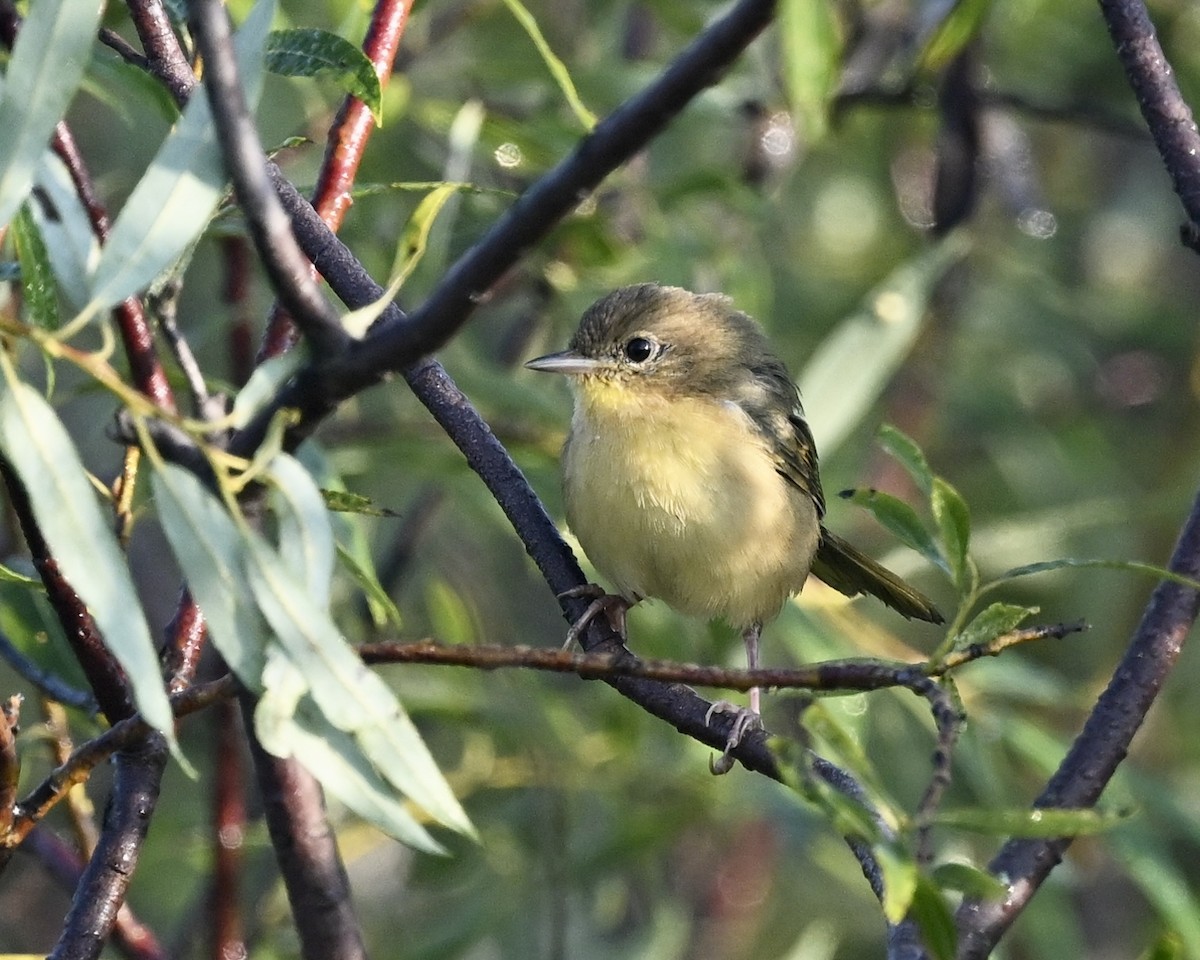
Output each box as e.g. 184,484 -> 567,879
811,528 -> 944,624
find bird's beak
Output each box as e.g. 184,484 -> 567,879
524,350 -> 604,375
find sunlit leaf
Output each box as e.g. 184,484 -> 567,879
231,351 -> 305,429
779,0 -> 841,140
267,453 -> 335,610
0,375 -> 176,746
875,843 -> 917,924
0,0 -> 104,229
265,28 -> 384,125
919,0 -> 993,72
930,861 -> 1007,900
322,489 -> 400,518
932,477 -> 971,592
799,235 -> 969,455
11,204 -> 60,329
85,0 -> 275,315
30,152 -> 101,309
498,0 -> 596,131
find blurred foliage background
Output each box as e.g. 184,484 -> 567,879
6,0 -> 1200,957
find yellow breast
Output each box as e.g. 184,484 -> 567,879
562,377 -> 821,629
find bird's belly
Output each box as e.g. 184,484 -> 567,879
563,394 -> 820,628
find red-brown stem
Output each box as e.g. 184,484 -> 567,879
210,698 -> 246,960
257,0 -> 415,359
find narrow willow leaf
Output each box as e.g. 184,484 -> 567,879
0,562 -> 44,589
31,153 -> 101,309
0,378 -> 175,744
799,235 -> 969,455
0,0 -> 105,229
997,557 -> 1200,593
11,204 -> 61,329
932,477 -> 971,591
87,0 -> 275,313
936,805 -> 1131,837
951,602 -> 1037,652
875,843 -> 918,924
336,543 -> 403,628
841,488 -> 950,577
779,0 -> 840,140
231,351 -> 305,429
151,462 -> 269,684
919,0 -> 993,72
498,0 -> 596,131
342,184 -> 461,336
930,862 -> 1008,900
322,489 -> 400,518
878,424 -> 935,496
245,537 -> 473,836
909,876 -> 957,960
255,652 -> 442,852
265,28 -> 384,124
267,453 -> 335,610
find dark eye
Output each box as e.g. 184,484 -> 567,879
624,337 -> 655,363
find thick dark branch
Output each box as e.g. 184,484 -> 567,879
124,0 -> 196,104
955,492 -> 1200,956
1096,0 -> 1200,244
186,0 -> 349,357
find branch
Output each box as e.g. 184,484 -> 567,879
955,493 -> 1200,955
186,0 -> 349,357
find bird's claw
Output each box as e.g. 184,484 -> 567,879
559,585 -> 631,649
705,700 -> 763,775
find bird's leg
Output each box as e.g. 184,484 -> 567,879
706,621 -> 765,775
558,584 -> 633,649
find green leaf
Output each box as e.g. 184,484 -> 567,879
83,46 -> 181,127
930,861 -> 1007,900
0,376 -> 176,747
336,543 -> 403,628
322,489 -> 400,518
878,424 -> 935,496
935,805 -> 1132,837
875,843 -> 918,924
0,561 -> 44,590
919,0 -> 993,72
498,0 -> 596,131
254,650 -> 442,852
932,477 -> 972,592
909,876 -> 957,960
0,0 -> 105,229
11,204 -> 60,329
266,454 -> 335,610
265,28 -> 383,125
1139,932 -> 1185,960
31,153 -> 101,309
231,351 -> 305,429
779,0 -> 841,140
244,536 -> 473,837
85,0 -> 276,316
1113,829 -> 1200,959
799,235 -> 969,456
151,462 -> 269,684
996,557 -> 1200,593
841,488 -> 950,577
951,602 -> 1037,651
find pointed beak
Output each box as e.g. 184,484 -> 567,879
524,350 -> 604,376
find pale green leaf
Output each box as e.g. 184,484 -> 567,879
932,477 -> 971,592
322,489 -> 400,518
951,602 -> 1037,652
909,876 -> 957,960
85,0 -> 276,314
0,377 -> 175,744
256,651 -> 442,852
935,805 -> 1131,837
779,0 -> 841,140
244,537 -> 473,836
930,861 -> 1007,900
498,0 -> 596,131
841,488 -> 949,577
266,453 -> 334,610
919,0 -> 993,72
151,462 -> 269,684
0,0 -> 105,229
996,557 -> 1200,593
231,351 -> 305,429
336,543 -> 403,628
875,843 -> 918,924
30,153 -> 101,309
265,28 -> 383,124
878,424 -> 935,496
799,235 -> 969,455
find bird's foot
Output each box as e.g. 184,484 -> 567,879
558,584 -> 632,649
705,700 -> 763,775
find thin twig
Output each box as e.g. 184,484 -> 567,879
187,0 -> 349,357
124,0 -> 196,104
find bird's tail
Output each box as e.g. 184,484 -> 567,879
810,528 -> 944,624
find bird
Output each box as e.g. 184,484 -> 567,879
525,283 -> 942,763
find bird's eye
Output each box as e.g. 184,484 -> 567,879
623,336 -> 656,363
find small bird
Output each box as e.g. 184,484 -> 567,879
526,283 -> 942,758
